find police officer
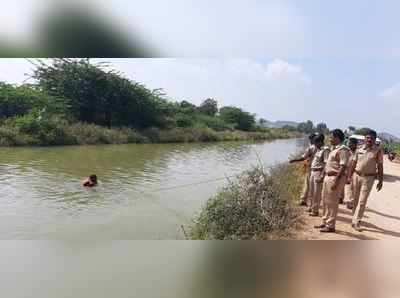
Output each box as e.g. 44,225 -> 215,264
348,129 -> 384,231
315,129 -> 350,233
290,133 -> 317,207
345,138 -> 358,210
308,134 -> 330,216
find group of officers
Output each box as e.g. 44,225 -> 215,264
290,129 -> 384,233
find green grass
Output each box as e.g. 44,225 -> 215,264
188,163 -> 303,240
0,120 -> 300,147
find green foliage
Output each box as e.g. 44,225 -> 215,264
315,122 -> 328,134
189,164 -> 302,240
178,100 -> 198,115
32,59 -> 171,128
175,114 -> 194,128
0,59 -> 301,147
297,120 -> 314,134
0,82 -> 69,119
64,123 -> 147,145
6,113 -> 74,146
194,114 -> 234,131
198,98 -> 218,116
281,125 -> 298,132
219,106 -> 256,131
382,140 -> 400,154
354,127 -> 372,135
0,125 -> 35,146
259,118 -> 268,126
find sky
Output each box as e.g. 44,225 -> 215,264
0,58 -> 399,136
0,1 -> 399,135
1,0 -> 400,58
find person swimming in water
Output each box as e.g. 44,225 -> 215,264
82,174 -> 98,187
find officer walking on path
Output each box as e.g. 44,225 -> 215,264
345,138 -> 358,210
348,129 -> 384,232
315,129 -> 350,233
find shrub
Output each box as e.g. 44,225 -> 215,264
142,127 -> 162,143
176,114 -> 194,128
219,106 -> 256,131
4,113 -> 74,146
195,115 -> 234,131
0,125 -> 35,146
7,112 -> 41,135
189,164 -> 303,240
192,127 -> 221,142
35,117 -> 73,146
64,123 -> 147,145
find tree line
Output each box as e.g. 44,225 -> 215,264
0,59 -> 260,132
0,59 -> 304,146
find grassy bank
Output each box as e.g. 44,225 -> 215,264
188,163 -> 304,240
0,120 -> 300,147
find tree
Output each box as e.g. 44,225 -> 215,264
0,82 -> 68,119
32,59 -> 170,128
179,100 -> 197,114
282,125 -> 297,132
355,127 -> 372,136
348,126 -> 356,132
316,122 -> 328,134
297,120 -> 314,134
219,106 -> 256,131
258,118 -> 268,127
198,98 -> 218,116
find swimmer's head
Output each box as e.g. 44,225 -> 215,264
89,174 -> 98,184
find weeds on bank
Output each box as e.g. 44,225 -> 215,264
188,163 -> 303,240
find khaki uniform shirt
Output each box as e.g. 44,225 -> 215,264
325,145 -> 350,174
354,145 -> 383,175
311,146 -> 330,170
347,150 -> 357,168
302,145 -> 318,169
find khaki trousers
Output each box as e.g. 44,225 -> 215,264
309,171 -> 324,214
300,170 -> 311,203
344,180 -> 354,204
352,174 -> 375,224
322,175 -> 346,229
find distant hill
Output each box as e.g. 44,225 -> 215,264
378,132 -> 400,142
261,120 -> 300,128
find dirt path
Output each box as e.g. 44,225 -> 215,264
297,157 -> 400,240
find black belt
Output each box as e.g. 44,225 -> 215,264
326,171 -> 338,177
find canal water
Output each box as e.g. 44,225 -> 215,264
0,139 -> 303,239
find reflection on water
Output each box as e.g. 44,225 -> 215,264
0,139 -> 302,239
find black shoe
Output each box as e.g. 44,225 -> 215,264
352,223 -> 362,232
306,207 -> 312,213
320,227 -> 335,233
299,201 -> 307,206
314,224 -> 326,229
